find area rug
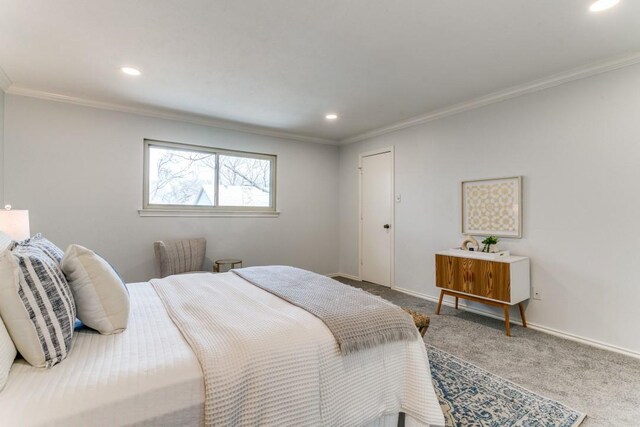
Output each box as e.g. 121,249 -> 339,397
426,344 -> 586,427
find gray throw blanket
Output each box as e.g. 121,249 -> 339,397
233,266 -> 419,354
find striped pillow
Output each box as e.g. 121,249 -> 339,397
19,233 -> 64,264
0,244 -> 76,368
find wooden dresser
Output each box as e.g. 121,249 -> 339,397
435,251 -> 530,336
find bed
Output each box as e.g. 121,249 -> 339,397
0,271 -> 445,427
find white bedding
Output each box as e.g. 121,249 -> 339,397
0,273 -> 444,427
0,282 -> 205,426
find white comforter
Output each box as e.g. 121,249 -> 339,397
0,273 -> 444,427
153,272 -> 444,427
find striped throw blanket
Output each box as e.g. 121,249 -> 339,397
233,266 -> 419,354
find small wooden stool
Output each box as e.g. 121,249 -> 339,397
213,259 -> 243,273
403,308 -> 430,337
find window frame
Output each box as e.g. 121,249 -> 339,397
142,139 -> 277,214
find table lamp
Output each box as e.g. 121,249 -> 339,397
0,205 -> 31,241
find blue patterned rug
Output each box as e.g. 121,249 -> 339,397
426,344 -> 586,427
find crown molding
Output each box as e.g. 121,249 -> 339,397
4,85 -> 338,145
0,65 -> 12,91
340,51 -> 640,145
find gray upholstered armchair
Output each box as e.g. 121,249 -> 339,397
153,238 -> 207,278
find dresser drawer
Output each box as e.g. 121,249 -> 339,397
435,254 -> 511,303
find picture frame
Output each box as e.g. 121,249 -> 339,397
461,176 -> 522,238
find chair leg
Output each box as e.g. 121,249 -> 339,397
455,297 -> 459,310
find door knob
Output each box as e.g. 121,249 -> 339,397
383,224 -> 390,229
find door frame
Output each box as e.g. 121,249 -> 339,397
358,146 -> 395,288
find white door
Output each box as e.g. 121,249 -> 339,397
360,151 -> 392,287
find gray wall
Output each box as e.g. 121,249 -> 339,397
3,95 -> 340,282
339,63 -> 640,355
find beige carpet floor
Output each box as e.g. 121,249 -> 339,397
335,277 -> 640,427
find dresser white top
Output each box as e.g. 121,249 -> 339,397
436,250 -> 529,263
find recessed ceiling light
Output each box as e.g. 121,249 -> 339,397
121,66 -> 141,76
325,114 -> 338,120
589,0 -> 620,12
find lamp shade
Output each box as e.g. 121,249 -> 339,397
0,210 -> 30,241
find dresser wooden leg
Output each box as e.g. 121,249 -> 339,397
503,305 -> 511,337
518,302 -> 527,328
455,297 -> 459,310
436,290 -> 444,315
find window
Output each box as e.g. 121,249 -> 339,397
143,140 -> 276,214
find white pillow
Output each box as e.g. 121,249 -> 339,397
0,233 -> 18,389
61,245 -> 129,335
0,231 -> 17,391
0,315 -> 16,392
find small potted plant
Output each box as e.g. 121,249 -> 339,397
481,236 -> 499,253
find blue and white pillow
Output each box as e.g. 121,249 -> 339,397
0,241 -> 76,368
17,233 -> 65,264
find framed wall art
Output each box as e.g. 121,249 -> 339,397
461,176 -> 522,238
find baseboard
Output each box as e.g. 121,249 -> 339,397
394,286 -> 640,361
328,273 -> 361,281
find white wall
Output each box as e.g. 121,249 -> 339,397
4,95 -> 339,282
339,63 -> 640,355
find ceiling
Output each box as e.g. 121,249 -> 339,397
1,0 -> 639,143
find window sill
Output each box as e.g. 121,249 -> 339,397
138,209 -> 280,218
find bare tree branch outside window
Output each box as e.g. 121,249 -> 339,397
146,143 -> 273,209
